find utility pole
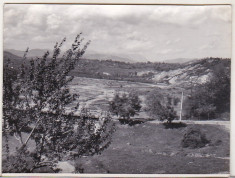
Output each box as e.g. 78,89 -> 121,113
179,90 -> 184,121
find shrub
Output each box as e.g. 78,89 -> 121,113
181,128 -> 210,148
109,92 -> 141,120
163,122 -> 187,129
146,89 -> 177,124
118,118 -> 144,126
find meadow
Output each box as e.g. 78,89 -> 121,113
75,122 -> 229,174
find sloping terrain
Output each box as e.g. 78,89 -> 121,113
4,50 -> 230,90
5,49 -> 51,58
3,51 -> 25,67
72,57 -> 230,89
137,58 -> 230,88
4,51 -> 230,120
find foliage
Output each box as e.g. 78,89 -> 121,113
181,128 -> 210,148
173,97 -> 180,106
187,60 -> 230,120
109,92 -> 141,119
118,118 -> 144,126
2,146 -> 35,173
163,122 -> 187,129
68,58 -> 182,83
3,34 -> 115,173
146,89 -> 177,124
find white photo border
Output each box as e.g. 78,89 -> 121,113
0,0 -> 234,177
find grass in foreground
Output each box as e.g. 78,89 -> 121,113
75,122 -> 229,174
2,121 -> 229,174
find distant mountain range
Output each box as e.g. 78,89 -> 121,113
4,49 -> 136,63
83,52 -> 134,63
5,49 -> 52,58
4,48 -> 195,64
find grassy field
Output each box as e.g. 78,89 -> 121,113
75,121 -> 229,174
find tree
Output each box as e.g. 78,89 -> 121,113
187,60 -> 230,120
3,34 -> 115,173
146,89 -> 177,124
209,62 -> 230,113
109,92 -> 141,119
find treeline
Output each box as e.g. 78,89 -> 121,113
69,58 -> 183,83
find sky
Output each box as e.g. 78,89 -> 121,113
4,4 -> 232,62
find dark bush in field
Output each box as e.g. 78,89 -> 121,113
118,118 -> 144,126
181,128 -> 210,148
163,122 -> 187,129
109,92 -> 141,119
212,139 -> 222,146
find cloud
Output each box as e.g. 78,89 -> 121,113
165,38 -> 181,46
199,42 -> 217,50
3,4 -> 232,61
47,14 -> 62,30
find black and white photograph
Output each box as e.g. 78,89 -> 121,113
2,3 -> 231,174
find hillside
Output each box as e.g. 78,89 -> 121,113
83,52 -> 134,63
5,48 -> 150,63
3,51 -> 231,121
150,58 -> 230,87
71,57 -> 230,89
5,49 -> 51,58
3,51 -> 26,69
3,51 -> 230,89
4,51 -> 22,60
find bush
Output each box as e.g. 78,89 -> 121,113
109,92 -> 141,119
146,89 -> 177,124
163,122 -> 187,129
181,128 -> 210,148
212,139 -> 222,146
118,118 -> 144,126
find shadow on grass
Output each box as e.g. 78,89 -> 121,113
118,118 -> 145,126
163,122 -> 187,129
